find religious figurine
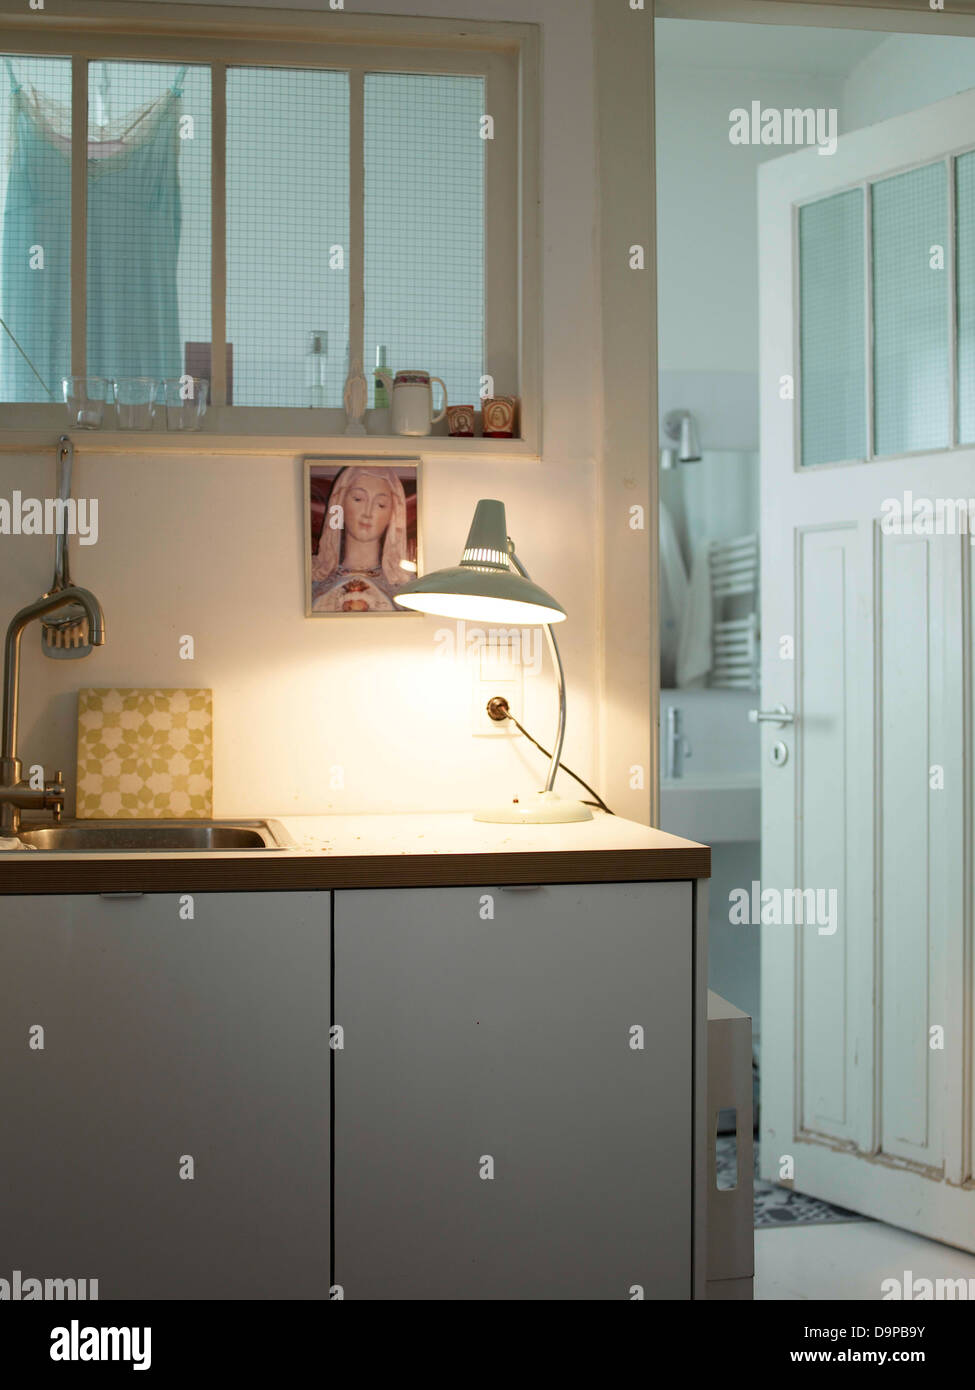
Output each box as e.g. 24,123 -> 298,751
343,356 -> 368,436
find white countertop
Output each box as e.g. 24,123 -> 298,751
276,811 -> 704,858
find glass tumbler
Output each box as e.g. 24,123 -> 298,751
113,377 -> 158,431
62,377 -> 109,429
160,377 -> 209,431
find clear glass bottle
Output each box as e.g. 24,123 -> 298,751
307,330 -> 328,408
374,344 -> 389,409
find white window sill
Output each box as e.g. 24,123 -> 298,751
0,429 -> 538,458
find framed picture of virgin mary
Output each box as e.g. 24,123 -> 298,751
304,457 -> 422,616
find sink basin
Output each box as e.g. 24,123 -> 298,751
16,819 -> 294,853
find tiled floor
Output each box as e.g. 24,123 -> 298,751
755,1221 -> 975,1300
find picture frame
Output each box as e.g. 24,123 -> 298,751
303,456 -> 422,617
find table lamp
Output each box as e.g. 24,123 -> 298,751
394,499 -> 592,823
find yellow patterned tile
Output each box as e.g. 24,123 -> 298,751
76,689 -> 213,819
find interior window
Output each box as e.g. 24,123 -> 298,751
0,39 -> 512,433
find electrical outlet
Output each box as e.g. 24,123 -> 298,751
471,637 -> 524,736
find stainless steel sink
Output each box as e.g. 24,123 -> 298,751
16,819 -> 295,853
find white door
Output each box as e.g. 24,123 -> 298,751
759,88 -> 974,1248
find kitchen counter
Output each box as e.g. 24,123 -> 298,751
0,811 -> 709,893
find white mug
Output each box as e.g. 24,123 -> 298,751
377,369 -> 448,436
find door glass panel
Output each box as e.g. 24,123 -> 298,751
955,151 -> 975,444
799,189 -> 866,467
872,161 -> 949,457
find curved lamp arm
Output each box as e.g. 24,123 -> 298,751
508,544 -> 565,794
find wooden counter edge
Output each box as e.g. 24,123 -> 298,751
0,844 -> 711,894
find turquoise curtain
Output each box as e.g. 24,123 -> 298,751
1,89 -> 71,400
86,90 -> 182,381
1,85 -> 182,401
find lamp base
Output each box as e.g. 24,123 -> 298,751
473,791 -> 594,824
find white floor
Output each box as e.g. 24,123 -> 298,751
756,1221 -> 975,1300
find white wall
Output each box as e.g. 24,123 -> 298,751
0,0 -> 604,819
842,33 -> 975,129
655,57 -> 842,453
655,61 -> 844,377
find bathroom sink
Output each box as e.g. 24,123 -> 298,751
16,819 -> 294,852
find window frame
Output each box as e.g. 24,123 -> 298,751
0,0 -> 539,455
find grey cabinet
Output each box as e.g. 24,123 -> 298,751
0,892 -> 329,1299
333,881 -> 695,1300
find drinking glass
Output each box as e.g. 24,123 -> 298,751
113,377 -> 158,431
160,377 -> 209,431
62,377 -> 109,429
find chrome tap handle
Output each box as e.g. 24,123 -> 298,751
46,769 -> 65,821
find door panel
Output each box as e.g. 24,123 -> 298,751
797,525 -> 863,1144
879,535 -> 951,1170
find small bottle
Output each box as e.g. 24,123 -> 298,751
307,330 -> 328,408
374,345 -> 390,409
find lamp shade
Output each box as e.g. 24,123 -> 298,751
394,499 -> 567,624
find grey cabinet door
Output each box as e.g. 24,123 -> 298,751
334,881 -> 693,1300
0,892 -> 329,1299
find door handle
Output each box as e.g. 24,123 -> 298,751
748,704 -> 795,728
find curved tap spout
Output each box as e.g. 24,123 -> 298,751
3,586 -> 106,764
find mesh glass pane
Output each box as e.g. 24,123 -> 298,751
0,55 -> 72,403
872,162 -> 949,457
227,68 -> 349,407
364,72 -> 484,409
799,188 -> 866,467
955,151 -> 975,444
86,61 -> 210,383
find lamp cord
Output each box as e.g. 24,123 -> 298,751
498,709 -> 615,815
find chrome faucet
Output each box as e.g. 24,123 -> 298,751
1,587 -> 106,836
665,705 -> 692,780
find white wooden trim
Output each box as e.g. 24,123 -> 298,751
595,0 -> 657,826
657,0 -> 975,35
967,540 -> 975,1183
864,181 -> 874,462
692,878 -> 711,1298
949,156 -> 959,450
0,429 -> 538,458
